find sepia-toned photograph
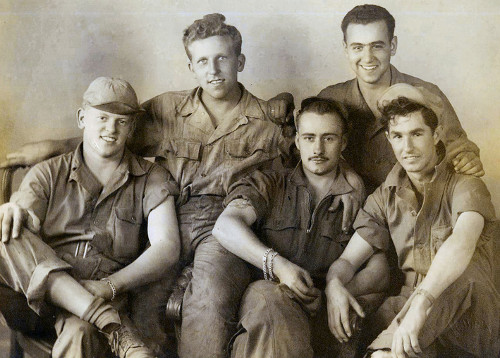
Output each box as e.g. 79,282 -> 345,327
0,1 -> 498,357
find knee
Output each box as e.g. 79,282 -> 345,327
60,316 -> 98,341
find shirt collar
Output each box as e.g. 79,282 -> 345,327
288,161 -> 354,196
69,142 -> 147,183
177,83 -> 265,120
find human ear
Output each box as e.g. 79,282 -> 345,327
237,54 -> 246,72
390,36 -> 398,56
77,108 -> 85,129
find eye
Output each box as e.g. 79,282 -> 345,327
118,119 -> 128,126
218,56 -> 227,61
324,136 -> 336,142
352,45 -> 363,51
303,136 -> 314,142
198,59 -> 207,65
99,116 -> 107,121
373,44 -> 384,49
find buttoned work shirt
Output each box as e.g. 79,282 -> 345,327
11,143 -> 178,265
318,65 -> 480,193
354,156 -> 497,286
225,164 -> 354,279
131,84 -> 288,199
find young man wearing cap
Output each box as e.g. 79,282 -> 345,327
0,77 -> 181,358
325,87 -> 499,357
314,4 -> 484,195
212,97 -> 389,358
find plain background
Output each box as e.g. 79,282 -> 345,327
0,1 -> 498,356
0,0 -> 499,213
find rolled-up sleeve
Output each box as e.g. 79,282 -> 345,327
353,187 -> 391,251
224,170 -> 279,221
143,165 -> 179,218
10,163 -> 52,232
451,176 -> 496,223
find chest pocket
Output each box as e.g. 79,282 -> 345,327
225,138 -> 271,159
166,139 -> 202,161
430,225 -> 452,260
113,207 -> 143,261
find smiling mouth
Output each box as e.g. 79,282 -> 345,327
208,79 -> 224,85
101,136 -> 117,143
403,155 -> 420,160
360,65 -> 378,71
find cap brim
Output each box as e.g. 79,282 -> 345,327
91,102 -> 145,115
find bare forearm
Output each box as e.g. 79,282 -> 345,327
108,241 -> 179,294
345,252 -> 389,296
213,215 -> 269,270
418,237 -> 475,300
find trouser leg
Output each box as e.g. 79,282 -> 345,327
369,259 -> 500,357
0,284 -> 55,336
52,311 -> 109,358
0,229 -> 71,315
231,280 -> 314,358
179,236 -> 251,358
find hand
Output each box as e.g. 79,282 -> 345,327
80,279 -> 114,301
0,203 -> 27,243
0,141 -> 56,168
452,151 -> 484,177
325,279 -> 365,343
267,93 -> 295,126
273,256 -> 320,305
391,295 -> 431,358
329,164 -> 365,233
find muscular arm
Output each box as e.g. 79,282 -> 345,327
213,199 -> 320,303
390,211 -> 484,357
0,137 -> 81,167
107,196 -> 180,294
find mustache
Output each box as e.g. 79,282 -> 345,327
308,156 -> 328,161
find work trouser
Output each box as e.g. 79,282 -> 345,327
368,255 -> 500,357
177,196 -> 252,358
229,280 -> 385,358
0,228 -> 134,358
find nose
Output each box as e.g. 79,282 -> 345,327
362,47 -> 374,63
313,138 -> 324,154
403,136 -> 414,152
208,59 -> 220,75
105,119 -> 118,133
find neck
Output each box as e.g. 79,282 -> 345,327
358,67 -> 392,98
201,84 -> 242,120
302,165 -> 338,205
407,156 -> 439,194
82,145 -> 123,186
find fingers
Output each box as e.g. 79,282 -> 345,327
409,333 -> 422,355
453,152 -> 484,177
341,195 -> 353,233
328,304 -> 349,342
348,295 -> 365,318
267,100 -> 287,124
11,207 -> 24,239
0,153 -> 26,168
1,210 -> 13,243
328,196 -> 342,213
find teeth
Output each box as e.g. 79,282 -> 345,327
209,79 -> 223,84
361,65 -> 377,70
101,136 -> 116,142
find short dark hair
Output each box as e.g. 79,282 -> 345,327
341,4 -> 395,41
380,97 -> 438,132
183,13 -> 242,60
295,97 -> 349,135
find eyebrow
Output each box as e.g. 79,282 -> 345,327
350,41 -> 386,46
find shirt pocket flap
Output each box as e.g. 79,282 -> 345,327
166,139 -> 202,160
225,138 -> 271,158
430,225 -> 452,255
115,207 -> 140,225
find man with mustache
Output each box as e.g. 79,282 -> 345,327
213,97 -> 389,358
